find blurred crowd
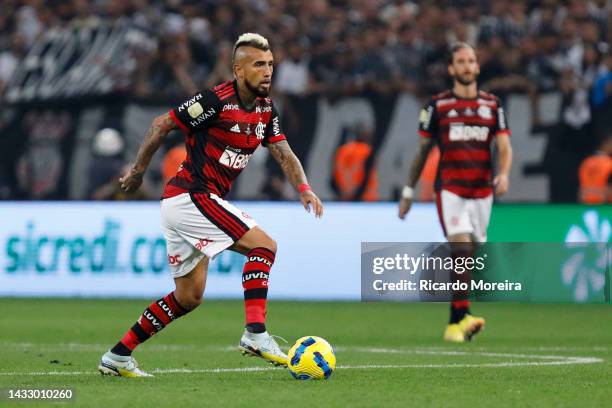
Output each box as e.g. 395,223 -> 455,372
0,0 -> 611,202
0,0 -> 610,104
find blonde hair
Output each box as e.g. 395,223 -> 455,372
232,33 -> 270,60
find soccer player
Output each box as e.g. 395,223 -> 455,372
98,33 -> 323,377
398,43 -> 513,342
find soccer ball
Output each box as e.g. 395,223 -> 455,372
287,336 -> 336,380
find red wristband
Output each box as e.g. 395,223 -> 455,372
298,183 -> 311,193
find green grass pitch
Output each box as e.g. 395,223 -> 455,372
0,299 -> 610,407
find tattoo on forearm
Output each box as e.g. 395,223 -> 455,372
133,113 -> 176,172
269,141 -> 307,189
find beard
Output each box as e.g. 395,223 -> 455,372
245,78 -> 270,97
455,73 -> 477,86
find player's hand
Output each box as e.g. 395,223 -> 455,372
398,197 -> 412,220
493,174 -> 509,195
301,190 -> 323,218
119,167 -> 144,192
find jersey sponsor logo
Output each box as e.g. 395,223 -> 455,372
247,255 -> 272,267
223,103 -> 240,111
168,254 -> 182,265
449,123 -> 490,141
189,107 -> 216,127
195,238 -> 213,250
242,271 -> 270,284
219,147 -> 252,169
230,124 -> 241,133
255,121 -> 266,139
188,102 -> 204,118
256,105 -> 272,113
477,105 -> 492,119
497,107 -> 507,129
420,106 -> 433,129
157,300 -> 175,320
177,93 -> 203,112
143,310 -> 164,332
272,116 -> 281,136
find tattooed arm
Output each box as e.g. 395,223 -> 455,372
268,140 -> 324,217
120,112 -> 177,192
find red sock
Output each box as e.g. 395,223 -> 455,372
242,247 -> 275,332
452,300 -> 471,309
111,292 -> 189,355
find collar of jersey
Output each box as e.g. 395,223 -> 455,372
451,89 -> 480,101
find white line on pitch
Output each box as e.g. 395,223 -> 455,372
0,356 -> 603,376
3,342 -> 610,353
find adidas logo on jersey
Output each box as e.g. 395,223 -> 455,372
230,124 -> 241,133
448,109 -> 458,118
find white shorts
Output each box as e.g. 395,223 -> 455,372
436,189 -> 493,243
160,192 -> 258,278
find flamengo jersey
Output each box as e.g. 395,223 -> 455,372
163,80 -> 286,199
418,90 -> 510,198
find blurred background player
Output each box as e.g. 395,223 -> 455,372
98,33 -> 323,377
578,134 -> 612,204
333,125 -> 379,201
398,42 -> 513,342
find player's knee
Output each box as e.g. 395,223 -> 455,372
265,238 -> 277,254
181,293 -> 203,310
251,231 -> 276,254
174,290 -> 203,310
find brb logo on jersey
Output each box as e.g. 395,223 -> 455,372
449,123 -> 490,142
219,146 -> 252,169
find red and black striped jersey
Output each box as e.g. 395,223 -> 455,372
418,90 -> 510,199
163,80 -> 286,199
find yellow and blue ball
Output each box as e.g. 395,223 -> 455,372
287,336 -> 336,380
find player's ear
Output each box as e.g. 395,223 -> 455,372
233,63 -> 243,80
448,64 -> 455,77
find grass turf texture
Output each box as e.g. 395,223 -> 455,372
0,299 -> 610,407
